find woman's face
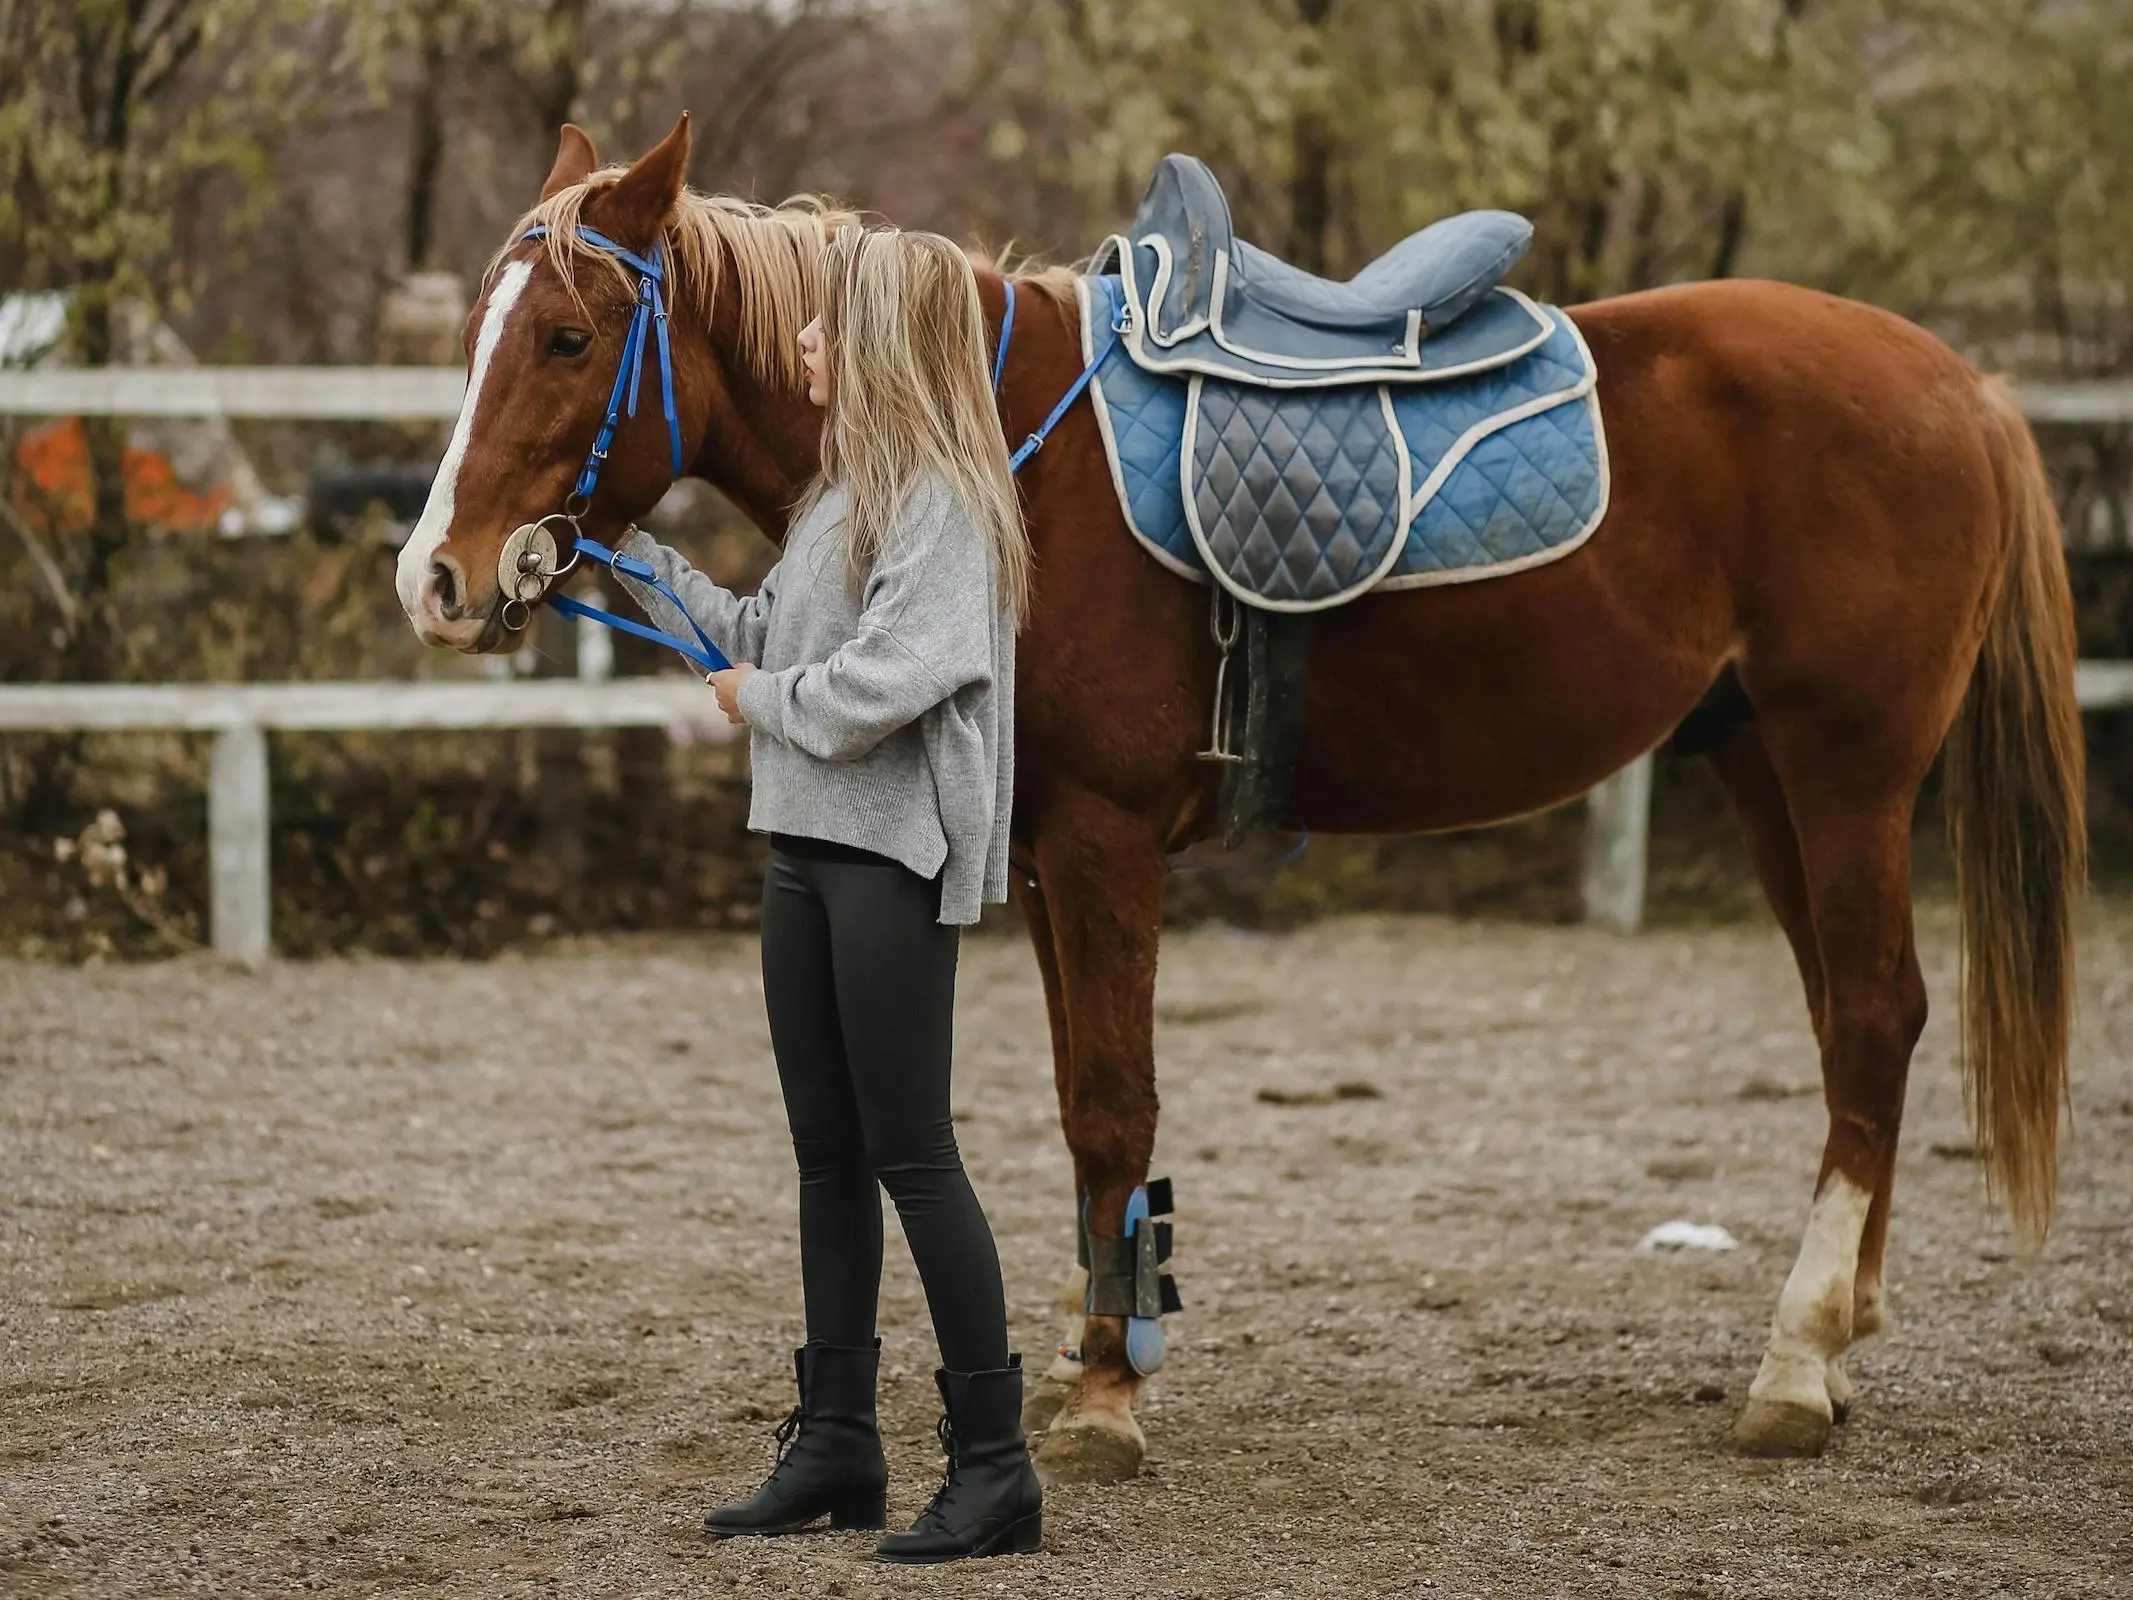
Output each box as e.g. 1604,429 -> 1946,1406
798,316 -> 832,409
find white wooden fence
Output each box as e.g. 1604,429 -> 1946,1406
0,682 -> 736,962
0,366 -> 467,420
4,366 -> 2129,945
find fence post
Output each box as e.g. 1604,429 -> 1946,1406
210,721 -> 271,962
575,584 -> 613,683
1581,752 -> 1653,933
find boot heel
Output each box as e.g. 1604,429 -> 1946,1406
830,1488 -> 887,1531
985,1510 -> 1042,1556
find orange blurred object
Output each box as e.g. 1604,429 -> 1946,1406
10,418 -> 233,536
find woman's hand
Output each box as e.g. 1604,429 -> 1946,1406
707,663 -> 756,725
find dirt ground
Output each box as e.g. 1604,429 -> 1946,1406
3,902 -> 2130,1599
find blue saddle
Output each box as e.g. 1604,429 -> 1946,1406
1080,273 -> 1610,611
1102,154 -> 1545,386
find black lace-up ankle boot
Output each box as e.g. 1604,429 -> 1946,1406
704,1341 -> 888,1538
874,1355 -> 1042,1563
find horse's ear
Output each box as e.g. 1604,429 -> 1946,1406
541,123 -> 600,201
593,112 -> 692,251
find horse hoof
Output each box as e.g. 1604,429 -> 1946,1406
1034,1413 -> 1145,1484
1725,1397 -> 1832,1458
1022,1378 -> 1073,1436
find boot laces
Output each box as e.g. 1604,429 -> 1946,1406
764,1404 -> 806,1482
911,1413 -> 962,1529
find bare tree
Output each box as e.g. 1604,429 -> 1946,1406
0,0 -> 311,680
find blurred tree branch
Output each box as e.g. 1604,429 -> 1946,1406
0,485 -> 82,637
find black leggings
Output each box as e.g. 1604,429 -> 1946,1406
758,839 -> 1009,1373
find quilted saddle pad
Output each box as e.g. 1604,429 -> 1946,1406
1080,274 -> 1611,611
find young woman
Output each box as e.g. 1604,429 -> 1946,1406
611,226 -> 1040,1565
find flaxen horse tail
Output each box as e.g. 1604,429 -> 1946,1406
1943,377 -> 2086,1242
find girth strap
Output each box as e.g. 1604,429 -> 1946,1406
1212,602 -> 1315,848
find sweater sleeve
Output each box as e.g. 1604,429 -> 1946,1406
735,479 -> 995,763
611,528 -> 779,667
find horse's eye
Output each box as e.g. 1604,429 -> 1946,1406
547,329 -> 592,358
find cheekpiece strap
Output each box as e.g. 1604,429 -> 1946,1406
519,224 -> 685,504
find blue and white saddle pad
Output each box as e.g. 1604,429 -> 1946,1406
1076,274 -> 1612,612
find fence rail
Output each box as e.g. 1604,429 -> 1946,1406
2013,380 -> 2133,425
0,366 -> 466,420
0,679 -> 739,732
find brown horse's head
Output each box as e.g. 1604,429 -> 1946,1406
396,115 -> 706,650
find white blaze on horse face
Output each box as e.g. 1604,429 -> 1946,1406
396,259 -> 534,641
1745,1173 -> 1873,1421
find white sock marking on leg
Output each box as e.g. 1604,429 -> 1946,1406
1748,1173 -> 1873,1416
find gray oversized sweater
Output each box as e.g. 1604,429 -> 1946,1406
614,475 -> 1014,925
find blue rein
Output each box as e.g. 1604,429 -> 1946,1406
991,279 -> 1126,472
551,536 -> 730,675
993,281 -> 1016,394
519,243 -> 1114,680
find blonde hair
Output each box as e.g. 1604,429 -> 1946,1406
800,227 -> 1033,624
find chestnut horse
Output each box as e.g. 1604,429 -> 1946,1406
396,115 -> 2082,1479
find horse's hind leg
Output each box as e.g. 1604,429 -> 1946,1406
1725,722 -> 1930,1458
1707,725 -> 1824,1034
1707,726 -> 1880,1420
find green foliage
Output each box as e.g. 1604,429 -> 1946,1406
0,0 -> 317,318
338,0 -> 693,142
971,0 -> 2133,350
1788,0 -> 2133,354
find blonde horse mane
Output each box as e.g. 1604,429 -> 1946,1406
494,172 -> 1078,395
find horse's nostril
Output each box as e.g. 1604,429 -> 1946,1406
430,561 -> 459,617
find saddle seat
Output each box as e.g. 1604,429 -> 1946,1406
1105,154 -> 1544,387
1229,221 -> 1523,329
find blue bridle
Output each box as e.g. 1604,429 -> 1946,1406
527,224 -> 685,502
501,240 -> 1120,679
496,224 -> 732,672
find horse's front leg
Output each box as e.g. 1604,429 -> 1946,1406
1009,870 -> 1093,1436
1025,794 -> 1167,1484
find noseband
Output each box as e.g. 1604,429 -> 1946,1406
492,223 -> 732,673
